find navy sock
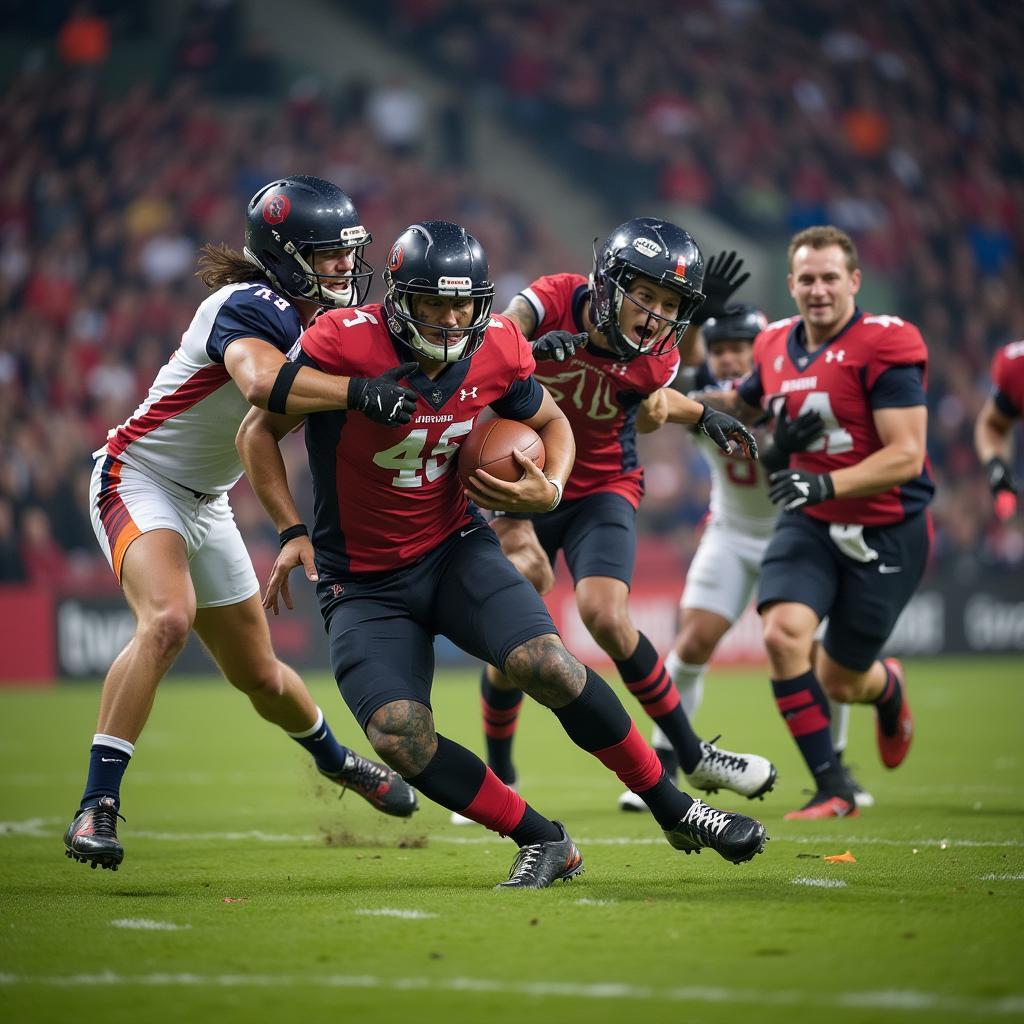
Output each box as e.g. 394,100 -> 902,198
772,671 -> 839,786
80,735 -> 133,810
615,633 -> 703,772
481,669 -> 523,785
874,663 -> 904,735
288,708 -> 349,775
655,745 -> 680,778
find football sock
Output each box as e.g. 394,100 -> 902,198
771,670 -> 841,787
287,707 -> 349,775
649,724 -> 682,776
828,697 -> 850,754
615,633 -> 703,773
80,734 -> 134,811
873,661 -> 904,735
480,669 -> 523,785
552,668 -> 692,829
406,734 -> 560,845
665,649 -> 706,719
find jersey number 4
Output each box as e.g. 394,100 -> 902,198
800,391 -> 854,454
372,420 -> 474,488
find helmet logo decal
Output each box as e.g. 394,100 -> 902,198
673,254 -> 688,280
632,237 -> 662,258
387,243 -> 404,271
263,194 -> 291,225
340,224 -> 367,243
438,275 -> 472,293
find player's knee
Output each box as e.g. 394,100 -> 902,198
138,606 -> 192,661
365,701 -> 436,777
762,615 -> 809,663
504,634 -> 585,703
232,659 -> 285,699
677,624 -> 716,665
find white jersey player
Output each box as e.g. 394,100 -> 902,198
64,176 -> 421,874
624,304 -> 872,809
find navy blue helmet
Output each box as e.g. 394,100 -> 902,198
702,303 -> 768,346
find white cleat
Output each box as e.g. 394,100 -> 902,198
617,789 -> 651,813
684,737 -> 777,800
450,810 -> 480,826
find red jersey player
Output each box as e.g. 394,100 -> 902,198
237,220 -> 768,888
975,339 -> 1024,520
710,225 -> 933,819
451,218 -> 775,828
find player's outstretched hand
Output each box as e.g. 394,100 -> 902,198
263,536 -> 318,616
768,469 -> 835,512
348,362 -> 418,426
465,449 -> 557,514
698,403 -> 759,459
773,405 -> 825,454
692,251 -> 750,324
532,330 -> 587,362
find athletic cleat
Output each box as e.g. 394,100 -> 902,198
877,658 -> 913,768
617,789 -> 651,813
495,821 -> 584,889
838,762 -> 875,808
684,737 -> 777,800
783,789 -> 859,820
664,799 -> 768,864
321,751 -> 419,818
63,796 -> 124,871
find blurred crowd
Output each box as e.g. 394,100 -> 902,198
1,0 -> 1022,589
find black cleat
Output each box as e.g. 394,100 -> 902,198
495,821 -> 584,890
320,751 -> 419,818
665,798 -> 768,864
837,761 -> 875,808
63,796 -> 124,871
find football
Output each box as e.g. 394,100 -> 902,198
457,417 -> 546,490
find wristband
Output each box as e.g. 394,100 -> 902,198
544,477 -> 563,512
278,523 -> 309,548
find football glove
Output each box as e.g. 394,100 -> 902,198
768,469 -> 835,511
691,251 -> 750,324
697,403 -> 759,459
532,330 -> 587,362
348,362 -> 418,426
986,455 -> 1017,497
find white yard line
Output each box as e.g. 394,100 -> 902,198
0,971 -> 1021,1015
792,877 -> 848,888
111,919 -> 191,931
353,909 -> 437,919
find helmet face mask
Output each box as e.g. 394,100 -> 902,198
244,176 -> 373,309
591,218 -> 706,360
383,221 -> 494,363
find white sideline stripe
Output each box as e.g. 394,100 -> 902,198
981,874 -> 1024,881
574,898 -> 617,906
111,919 -> 191,931
354,909 -> 437,920
0,972 -> 1021,1015
792,877 -> 847,889
4,819 -> 1024,849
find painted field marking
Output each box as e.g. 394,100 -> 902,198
354,909 -> 437,919
980,874 -> 1024,881
792,877 -> 848,889
0,972 -> 1021,1016
111,919 -> 191,931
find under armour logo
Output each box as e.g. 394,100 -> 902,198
826,349 -> 845,363
460,387 -> 478,401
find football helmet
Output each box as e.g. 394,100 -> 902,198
244,175 -> 372,309
383,220 -> 494,362
590,217 -> 706,360
702,303 -> 768,346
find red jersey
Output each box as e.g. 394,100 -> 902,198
991,339 -> 1024,419
520,273 -> 679,506
297,304 -> 540,575
739,310 -> 934,526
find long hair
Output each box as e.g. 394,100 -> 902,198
196,243 -> 272,290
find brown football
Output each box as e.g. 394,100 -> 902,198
457,417 -> 546,490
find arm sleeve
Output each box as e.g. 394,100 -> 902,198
737,366 -> 764,407
868,364 -> 926,409
519,274 -> 584,335
206,288 -> 300,362
491,377 -> 544,420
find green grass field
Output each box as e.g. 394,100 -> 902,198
1,657 -> 1022,1024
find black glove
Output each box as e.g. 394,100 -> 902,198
768,469 -> 835,511
347,362 -> 418,426
691,251 -> 750,324
532,330 -> 587,362
697,403 -> 759,459
986,456 -> 1018,497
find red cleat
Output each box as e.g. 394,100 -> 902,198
784,791 -> 859,821
876,658 -> 913,769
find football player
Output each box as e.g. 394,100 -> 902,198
237,220 -> 769,889
975,339 -> 1023,521
452,220 -> 775,825
703,225 -> 932,819
64,177 -> 419,873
